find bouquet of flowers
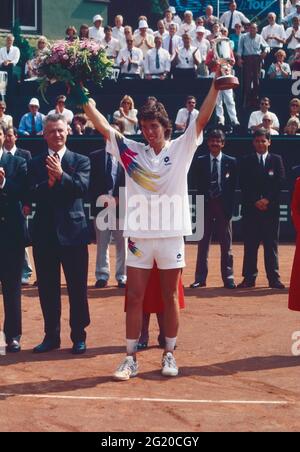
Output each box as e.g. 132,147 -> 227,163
37,39 -> 113,104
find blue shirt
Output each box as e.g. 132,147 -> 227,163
18,112 -> 45,136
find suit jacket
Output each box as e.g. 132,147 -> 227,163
0,152 -> 27,248
28,149 -> 90,246
14,147 -> 32,164
240,153 -> 286,217
191,153 -> 238,219
89,149 -> 125,218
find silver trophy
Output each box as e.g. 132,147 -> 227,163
213,38 -> 239,90
0,71 -> 8,101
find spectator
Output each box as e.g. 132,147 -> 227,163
202,5 -> 219,33
178,11 -> 196,37
123,26 -> 133,49
282,2 -> 300,27
237,23 -> 269,108
48,95 -> 74,125
162,23 -> 183,57
18,98 -> 45,136
268,49 -> 291,79
79,24 -> 89,40
232,23 -> 243,54
175,96 -> 199,132
116,35 -> 143,79
288,42 -> 300,70
133,20 -> 155,58
248,97 -> 280,132
101,26 -> 120,62
285,0 -> 298,16
134,16 -> 154,36
72,114 -> 95,136
145,96 -> 158,107
0,34 -> 20,69
144,36 -> 171,80
208,22 -> 222,42
193,26 -> 210,77
25,36 -> 49,78
113,95 -> 138,135
284,117 -> 300,134
288,98 -> 300,120
112,15 -> 125,43
173,33 -> 200,80
220,1 -> 250,36
0,101 -> 13,129
194,17 -> 211,39
89,14 -> 105,43
154,20 -> 168,40
286,16 -> 300,57
261,13 -> 286,70
163,7 -> 181,30
261,113 -> 279,135
65,26 -> 77,42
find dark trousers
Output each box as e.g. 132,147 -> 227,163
242,212 -> 280,283
195,198 -> 234,284
243,55 -> 262,108
33,242 -> 90,342
0,247 -> 24,342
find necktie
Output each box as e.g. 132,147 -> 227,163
31,114 -> 36,136
210,158 -> 221,199
228,12 -> 234,34
156,50 -> 160,70
127,50 -> 132,73
185,111 -> 192,130
260,155 -> 265,172
54,152 -> 60,160
106,154 -> 114,192
169,36 -> 173,55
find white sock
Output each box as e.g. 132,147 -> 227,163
126,339 -> 139,356
165,337 -> 177,352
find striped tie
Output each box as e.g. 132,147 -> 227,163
210,158 -> 221,199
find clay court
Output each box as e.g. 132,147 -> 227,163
1,243 -> 300,432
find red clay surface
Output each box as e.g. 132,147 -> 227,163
1,243 -> 300,432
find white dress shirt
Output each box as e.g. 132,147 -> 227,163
101,37 -> 121,59
144,47 -> 171,75
210,152 -> 223,187
48,108 -> 74,124
89,26 -> 105,43
154,30 -> 169,40
112,26 -> 125,42
133,33 -> 155,58
220,10 -> 250,30
48,146 -> 67,161
193,38 -> 211,61
162,34 -> 183,55
248,110 -> 280,130
261,24 -> 286,49
0,114 -> 13,129
0,148 -> 6,189
3,145 -> 17,155
176,46 -> 199,69
178,22 -> 196,37
256,151 -> 269,165
286,27 -> 300,49
0,46 -> 20,66
175,108 -> 199,127
116,47 -> 144,75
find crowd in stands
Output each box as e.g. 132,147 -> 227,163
1,2 -> 300,135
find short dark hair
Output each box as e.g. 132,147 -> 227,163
138,102 -> 172,139
186,95 -> 196,103
207,129 -> 226,143
104,26 -> 112,33
5,126 -> 18,136
253,128 -> 271,140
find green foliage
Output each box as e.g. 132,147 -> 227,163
12,20 -> 34,70
151,0 -> 170,15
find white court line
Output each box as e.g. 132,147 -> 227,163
0,393 -> 292,405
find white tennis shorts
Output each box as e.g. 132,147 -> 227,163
127,237 -> 186,270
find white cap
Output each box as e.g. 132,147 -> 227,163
196,26 -> 206,33
169,6 -> 176,14
184,10 -> 193,16
296,2 -> 300,6
93,14 -> 103,23
29,98 -> 40,107
139,20 -> 148,29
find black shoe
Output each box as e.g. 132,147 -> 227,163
6,339 -> 21,353
269,281 -> 285,289
224,281 -> 237,289
190,281 -> 206,288
117,281 -> 126,289
71,341 -> 86,355
237,279 -> 256,288
33,338 -> 61,354
95,280 -> 108,289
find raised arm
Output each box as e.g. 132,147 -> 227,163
196,74 -> 220,136
83,101 -> 113,141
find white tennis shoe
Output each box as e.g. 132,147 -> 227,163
161,352 -> 179,377
114,356 -> 138,381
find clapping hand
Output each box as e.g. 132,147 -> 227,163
0,167 -> 5,186
46,155 -> 63,187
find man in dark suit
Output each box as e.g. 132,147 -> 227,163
3,126 -> 33,285
89,146 -> 126,288
190,129 -> 238,289
28,114 -> 91,354
238,129 -> 286,289
0,125 -> 27,352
